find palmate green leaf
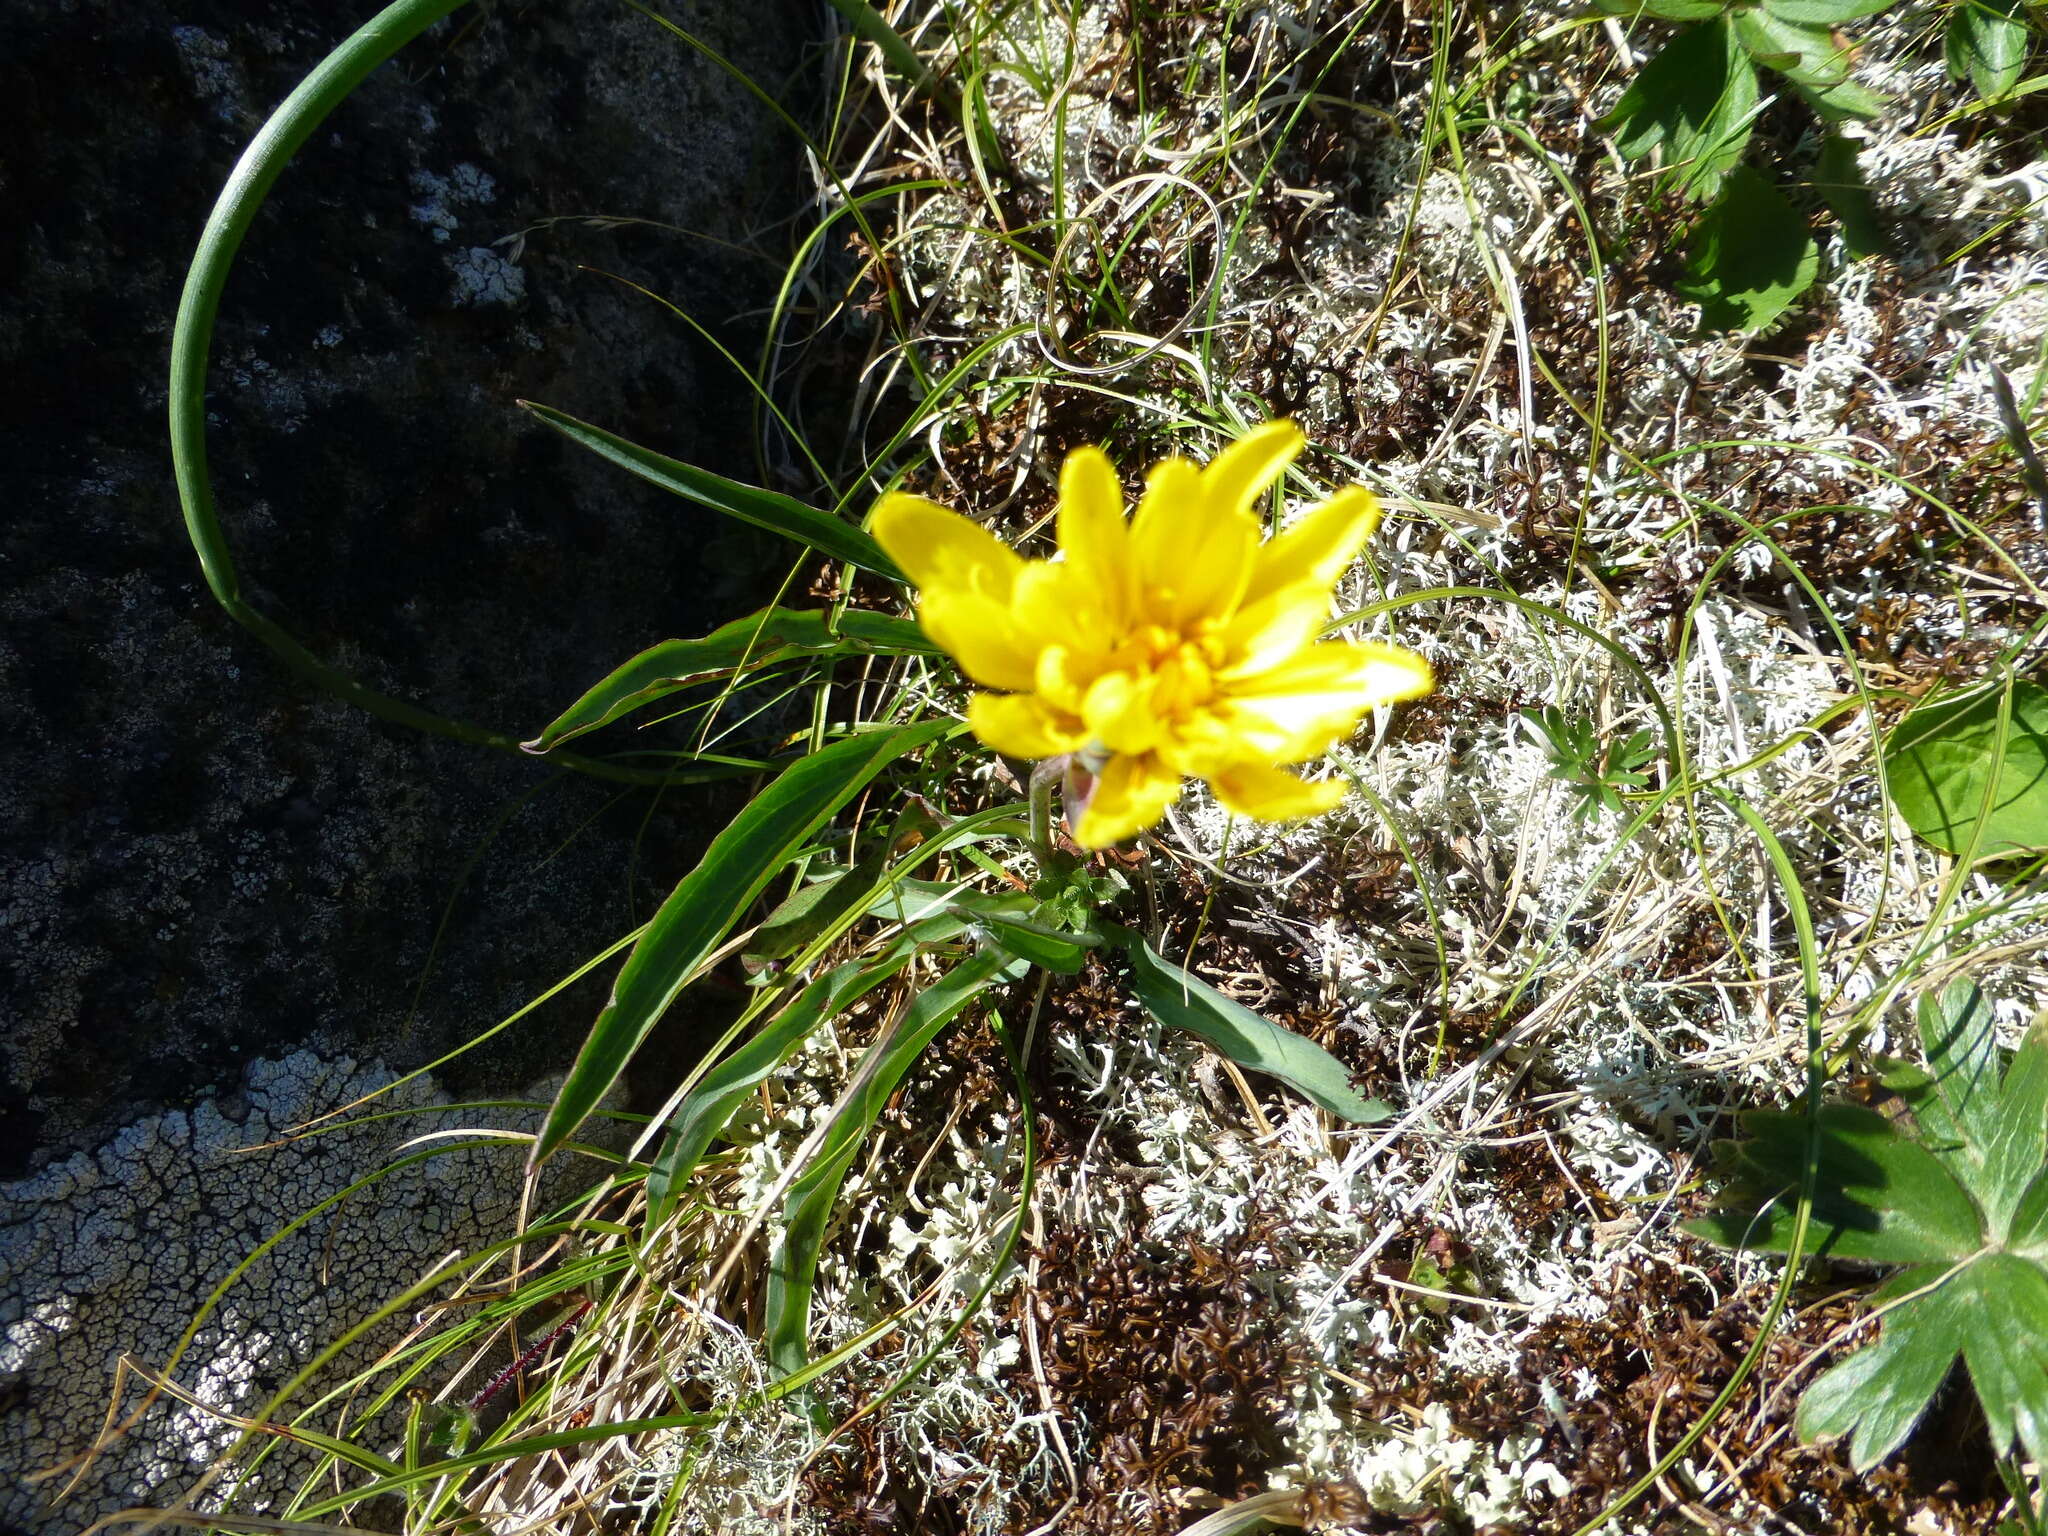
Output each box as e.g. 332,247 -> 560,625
1884,680 -> 2048,859
1675,166 -> 1820,332
530,718 -> 951,1166
1948,0 -> 2032,100
1688,1102 -> 1984,1263
1112,927 -> 1390,1124
523,608 -> 933,754
764,945 -> 1024,1376
1597,19 -> 1761,200
518,401 -> 907,583
1797,1263 -> 1966,1471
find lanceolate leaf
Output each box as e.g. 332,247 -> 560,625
531,718 -> 951,1166
1114,927 -> 1390,1124
1676,166 -> 1819,333
525,608 -> 933,753
518,400 -> 907,582
1593,0 -> 1727,19
1884,680 -> 2048,859
764,946 -> 1023,1375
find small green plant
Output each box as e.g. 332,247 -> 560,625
1522,705 -> 1658,822
1693,981 -> 2048,1472
1594,0 -> 1896,329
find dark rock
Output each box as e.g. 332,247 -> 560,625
0,0 -> 823,1172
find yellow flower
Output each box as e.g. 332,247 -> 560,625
871,421 -> 1434,848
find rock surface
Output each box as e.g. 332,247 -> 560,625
0,0 -> 819,1524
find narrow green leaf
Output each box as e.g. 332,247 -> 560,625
764,946 -> 1022,1374
518,400 -> 906,582
644,955 -> 908,1219
1113,927 -> 1390,1123
1797,1268 -> 1964,1470
531,718 -> 951,1165
1813,135 -> 1888,260
1675,167 -> 1820,333
524,608 -> 932,754
1885,680 -> 2048,859
1692,1103 -> 1985,1263
1597,20 -> 1761,199
1948,0 -> 2032,101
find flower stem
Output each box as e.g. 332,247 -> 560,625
1027,758 -> 1064,870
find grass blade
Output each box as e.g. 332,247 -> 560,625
517,401 -> 906,582
531,718 -> 951,1166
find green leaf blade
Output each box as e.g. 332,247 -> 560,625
524,608 -> 933,754
1675,166 -> 1819,333
1884,680 -> 2048,859
763,946 -> 1021,1375
1115,929 -> 1389,1123
1597,19 -> 1761,200
531,718 -> 951,1166
1948,0 -> 2032,100
1796,1268 -> 1965,1470
519,400 -> 906,582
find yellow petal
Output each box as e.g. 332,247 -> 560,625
967,693 -> 1086,760
1057,446 -> 1131,624
1073,752 -> 1183,848
872,494 -> 1022,600
1082,670 -> 1165,756
919,593 -> 1039,692
1215,640 -> 1434,761
1209,762 -> 1349,823
1219,582 -> 1328,678
1241,486 -> 1381,608
1034,643 -> 1093,716
1131,456 -> 1257,627
1198,420 -> 1305,518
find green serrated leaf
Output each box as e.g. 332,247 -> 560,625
1813,135 -> 1888,259
518,401 -> 906,582
523,608 -> 932,754
1885,680 -> 2048,859
1675,166 -> 1819,333
1112,926 -> 1390,1123
1918,980 -> 2007,1162
1948,0 -> 2032,101
531,718 -> 951,1166
1691,1102 -> 1984,1263
1598,20 -> 1762,199
1796,1265 -> 1964,1470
